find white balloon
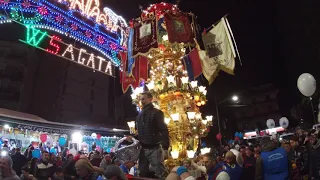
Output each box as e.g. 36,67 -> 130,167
297,73 -> 316,97
279,117 -> 289,129
91,133 -> 97,139
266,119 -> 275,129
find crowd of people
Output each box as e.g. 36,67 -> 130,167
167,127 -> 320,180
2,91 -> 320,180
1,127 -> 319,180
2,145 -> 134,180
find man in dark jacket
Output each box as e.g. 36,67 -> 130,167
136,91 -> 169,179
35,151 -> 55,180
241,146 -> 255,180
11,148 -> 28,176
256,136 -> 290,180
306,129 -> 320,180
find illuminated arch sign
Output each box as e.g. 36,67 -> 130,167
20,26 -> 114,76
0,0 -> 128,70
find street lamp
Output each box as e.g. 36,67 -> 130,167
215,95 -> 239,144
232,95 -> 239,102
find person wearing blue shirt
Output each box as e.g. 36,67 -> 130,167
223,151 -> 242,180
119,161 -> 135,175
256,136 -> 290,180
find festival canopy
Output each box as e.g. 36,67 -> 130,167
0,108 -> 128,136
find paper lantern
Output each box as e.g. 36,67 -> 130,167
58,137 -> 66,146
40,134 -> 47,143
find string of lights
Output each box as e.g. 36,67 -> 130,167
0,0 -> 128,66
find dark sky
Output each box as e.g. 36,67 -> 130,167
103,0 -> 320,122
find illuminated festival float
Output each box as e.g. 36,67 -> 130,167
123,2 -> 238,167
0,0 -> 128,76
118,2 -> 237,169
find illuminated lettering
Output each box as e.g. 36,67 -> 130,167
20,25 -> 114,76
46,35 -> 61,54
96,56 -> 105,71
87,53 -> 95,69
26,26 -> 47,47
78,48 -> 87,64
64,0 -> 127,31
105,61 -> 112,75
62,44 -> 75,60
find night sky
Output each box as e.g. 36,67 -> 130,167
105,0 -> 320,126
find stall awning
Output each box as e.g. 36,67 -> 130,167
0,108 -> 128,136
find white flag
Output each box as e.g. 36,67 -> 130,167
202,17 -> 236,75
198,50 -> 220,85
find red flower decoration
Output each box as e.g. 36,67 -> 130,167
85,30 -> 92,38
22,0 -> 30,8
38,6 -> 48,15
55,14 -> 63,23
109,42 -> 117,50
97,36 -> 104,44
158,44 -> 165,51
71,24 -> 78,31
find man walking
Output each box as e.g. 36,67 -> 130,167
136,91 -> 169,179
11,148 -> 27,176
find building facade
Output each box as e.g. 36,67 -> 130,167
223,84 -> 281,132
0,40 -> 127,128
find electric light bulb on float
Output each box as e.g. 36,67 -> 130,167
126,2 -> 213,167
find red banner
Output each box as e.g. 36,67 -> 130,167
137,56 -> 148,82
164,13 -> 194,44
132,17 -> 158,57
119,51 -> 135,93
119,52 -> 149,93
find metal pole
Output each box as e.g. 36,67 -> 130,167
215,97 -> 222,145
310,97 -> 317,124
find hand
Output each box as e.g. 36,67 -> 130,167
171,166 -> 179,173
125,136 -> 133,142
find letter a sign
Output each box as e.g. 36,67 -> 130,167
25,26 -> 47,47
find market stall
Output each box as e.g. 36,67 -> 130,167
0,108 -> 127,154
